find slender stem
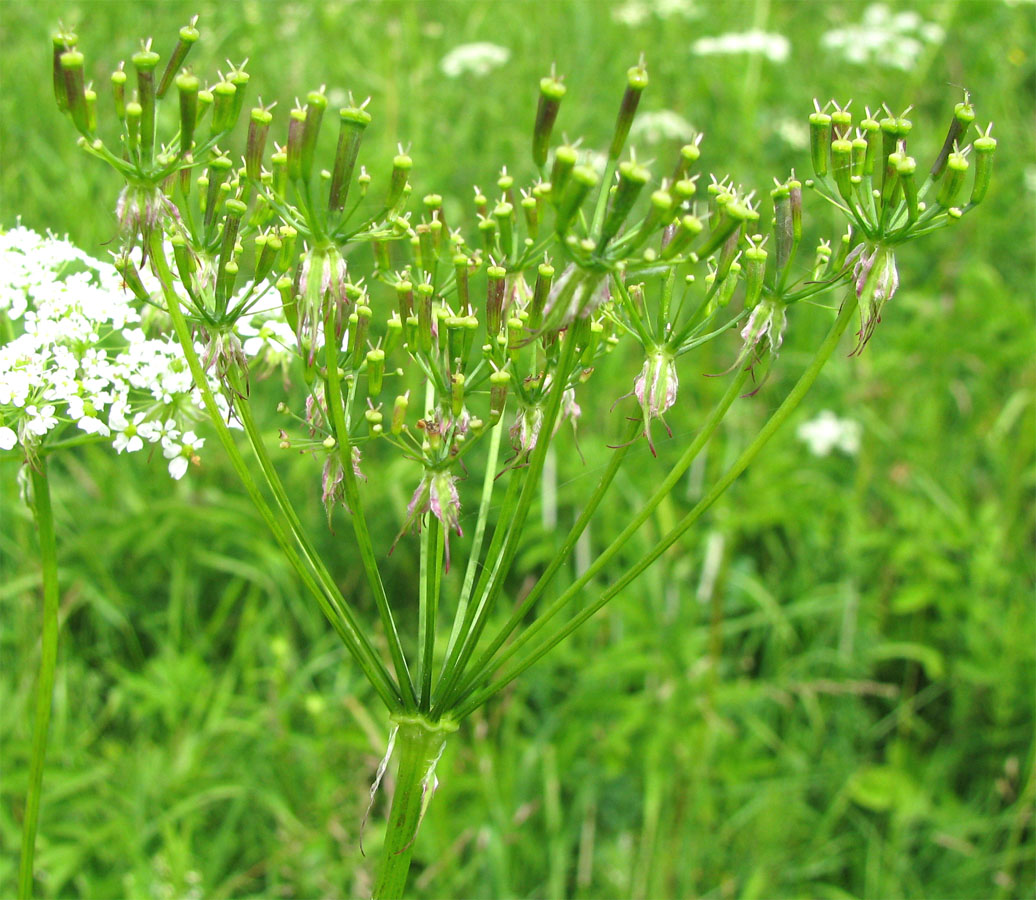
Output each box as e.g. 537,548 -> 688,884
441,415 -> 505,665
432,461 -> 526,710
432,329 -> 579,712
18,460 -> 59,900
322,307 -> 419,712
148,233 -> 401,710
373,716 -> 457,900
447,413 -> 642,708
452,363 -> 751,707
457,292 -> 859,718
234,400 -> 400,706
417,515 -> 443,709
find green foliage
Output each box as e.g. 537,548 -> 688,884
2,1 -> 1033,898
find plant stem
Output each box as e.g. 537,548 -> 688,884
373,715 -> 457,900
148,233 -> 401,710
441,415 -> 505,664
323,307 -> 419,711
18,459 -> 59,900
457,292 -> 859,717
417,515 -> 443,709
234,400 -> 400,706
451,363 -> 751,707
443,413 -> 642,710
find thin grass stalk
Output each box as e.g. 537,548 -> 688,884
456,292 -> 860,717
18,460 -> 59,900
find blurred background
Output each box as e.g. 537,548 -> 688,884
1,1 -> 1033,897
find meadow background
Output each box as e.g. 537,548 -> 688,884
1,0 -> 1034,897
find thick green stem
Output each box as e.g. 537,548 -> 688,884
417,515 -> 443,709
457,292 -> 859,717
19,460 -> 59,900
373,716 -> 457,900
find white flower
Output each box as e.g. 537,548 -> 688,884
797,410 -> 862,457
439,42 -> 510,78
821,4 -> 945,71
163,431 -> 204,480
613,0 -> 700,26
629,110 -> 697,145
692,30 -> 791,64
0,426 -> 16,450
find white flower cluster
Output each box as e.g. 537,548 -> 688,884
439,42 -> 510,79
0,226 -> 222,478
821,4 -> 945,71
692,30 -> 791,64
796,410 -> 862,457
612,0 -> 700,27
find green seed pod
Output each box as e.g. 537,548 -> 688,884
489,369 -> 511,422
478,216 -> 498,257
387,151 -> 413,209
507,317 -> 525,363
255,233 -> 281,282
416,282 -> 434,353
385,314 -> 404,356
110,64 -> 127,119
549,144 -> 578,200
211,79 -> 238,134
52,31 -> 77,112
486,265 -> 507,336
329,105 -> 371,211
772,182 -> 793,273
157,16 -> 200,99
555,165 -> 598,233
936,151 -> 968,208
366,348 -> 385,396
970,133 -> 996,205
391,393 -> 409,434
896,154 -> 919,223
277,225 -> 297,272
529,262 -> 553,332
176,72 -> 200,156
132,45 -> 160,156
609,61 -> 649,161
521,194 -> 539,240
453,255 -> 471,311
660,214 -> 703,259
671,140 -> 701,183
831,105 -> 852,140
809,110 -> 832,179
533,75 -> 566,168
245,106 -> 273,179
832,138 -> 853,202
860,115 -> 881,176
227,64 -> 250,127
285,106 -> 306,181
931,98 -> 974,181
599,160 -> 650,249
493,202 -> 515,259
300,88 -> 328,180
451,372 -> 466,417
277,276 -> 298,333
742,243 -> 767,310
395,280 -> 414,322
60,50 -> 89,133
114,253 -> 152,302
365,407 -> 383,433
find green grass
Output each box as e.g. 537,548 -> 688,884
2,1 -> 1034,897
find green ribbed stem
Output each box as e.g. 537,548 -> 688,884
19,460 -> 59,900
373,716 -> 457,900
